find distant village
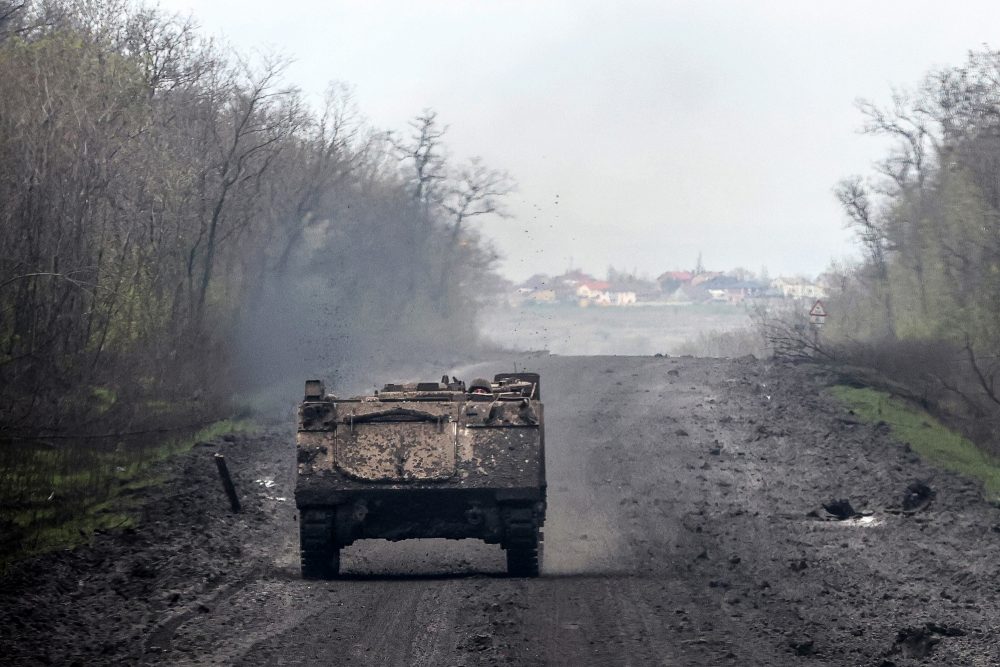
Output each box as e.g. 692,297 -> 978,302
509,268 -> 831,307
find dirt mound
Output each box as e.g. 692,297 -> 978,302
901,480 -> 934,511
822,498 -> 861,520
886,623 -> 966,660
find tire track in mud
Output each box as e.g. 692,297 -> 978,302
233,579 -> 487,666
549,579 -> 660,666
142,566 -> 266,658
344,583 -> 425,664
160,578 -> 337,665
343,579 -> 492,666
405,580 -> 465,666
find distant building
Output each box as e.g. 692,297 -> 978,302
656,271 -> 694,293
575,281 -> 636,306
690,272 -> 724,287
771,277 -> 827,300
575,280 -> 611,299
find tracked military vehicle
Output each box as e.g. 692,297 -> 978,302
295,372 -> 546,578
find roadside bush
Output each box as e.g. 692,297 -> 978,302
675,326 -> 767,359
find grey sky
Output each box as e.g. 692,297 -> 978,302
158,0 -> 1000,282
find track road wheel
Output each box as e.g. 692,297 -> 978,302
504,514 -> 541,577
300,509 -> 340,580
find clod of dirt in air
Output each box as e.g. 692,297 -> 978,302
901,480 -> 934,512
822,498 -> 862,520
667,369 -> 680,377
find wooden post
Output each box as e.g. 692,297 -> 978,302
214,453 -> 241,513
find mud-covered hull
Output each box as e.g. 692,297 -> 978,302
295,481 -> 545,514
295,425 -> 546,503
294,374 -> 547,578
298,488 -> 545,544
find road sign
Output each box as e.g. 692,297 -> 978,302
809,300 -> 827,326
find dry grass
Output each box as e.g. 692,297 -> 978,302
831,385 -> 1000,500
0,420 -> 253,570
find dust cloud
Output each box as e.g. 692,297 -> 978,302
479,303 -> 754,357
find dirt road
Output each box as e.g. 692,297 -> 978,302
3,355 -> 1000,665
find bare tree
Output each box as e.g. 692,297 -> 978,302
190,55 -> 304,322
393,109 -> 448,209
271,83 -> 361,276
0,0 -> 27,41
835,177 -> 896,338
438,157 -> 513,297
442,158 -> 514,243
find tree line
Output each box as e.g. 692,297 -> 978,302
0,0 -> 512,445
827,46 -> 1000,441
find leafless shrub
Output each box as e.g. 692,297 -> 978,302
750,302 -> 838,363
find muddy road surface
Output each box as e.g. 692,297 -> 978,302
3,355 -> 1000,665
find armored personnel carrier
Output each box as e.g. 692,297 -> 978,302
295,372 -> 546,578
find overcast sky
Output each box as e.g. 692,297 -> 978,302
158,0 -> 1000,282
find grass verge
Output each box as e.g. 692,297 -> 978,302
830,385 -> 1000,500
0,419 -> 254,571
